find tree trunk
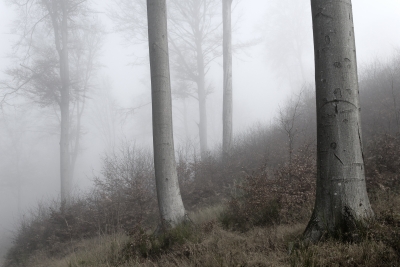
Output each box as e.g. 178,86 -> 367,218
70,98 -> 85,180
304,0 -> 374,242
222,0 -> 233,160
182,98 -> 189,140
196,42 -> 208,158
146,0 -> 186,227
60,0 -> 71,204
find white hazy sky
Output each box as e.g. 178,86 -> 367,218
1,0 -> 400,130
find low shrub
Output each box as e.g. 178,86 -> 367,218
220,144 -> 316,231
365,133 -> 400,190
93,145 -> 158,232
116,222 -> 200,264
5,145 -> 159,266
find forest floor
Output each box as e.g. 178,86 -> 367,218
4,188 -> 400,267
3,131 -> 400,267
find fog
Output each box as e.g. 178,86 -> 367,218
0,0 -> 399,260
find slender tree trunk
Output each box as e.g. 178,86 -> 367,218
16,152 -> 21,216
222,0 -> 233,160
70,98 -> 85,179
288,136 -> 293,166
147,0 -> 186,227
304,0 -> 374,242
60,0 -> 71,204
391,77 -> 400,131
182,98 -> 189,140
196,43 -> 208,158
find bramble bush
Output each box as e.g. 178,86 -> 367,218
5,145 -> 159,266
220,144 -> 316,231
365,133 -> 400,190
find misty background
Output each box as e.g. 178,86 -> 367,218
0,0 -> 399,259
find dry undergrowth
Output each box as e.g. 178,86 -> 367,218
7,188 -> 400,267
4,134 -> 400,267
11,217 -> 305,267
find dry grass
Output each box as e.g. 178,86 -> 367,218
290,239 -> 398,267
11,233 -> 130,267
17,223 -> 305,267
8,188 -> 400,267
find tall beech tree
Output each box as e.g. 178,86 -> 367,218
168,0 -> 221,157
2,0 -> 99,204
57,0 -> 71,204
111,0 -> 222,158
146,0 -> 186,227
304,0 -> 374,241
222,0 -> 233,159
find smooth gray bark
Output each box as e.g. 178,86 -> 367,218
304,0 -> 373,242
222,0 -> 233,159
146,0 -> 186,227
